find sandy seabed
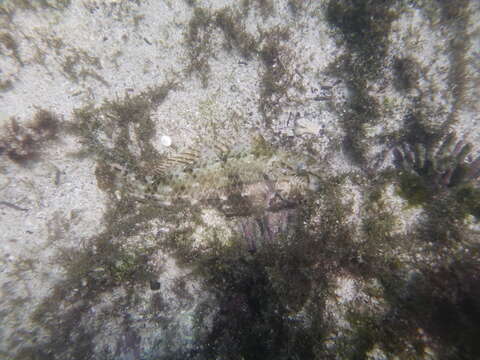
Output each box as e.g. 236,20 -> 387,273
0,1 -> 479,359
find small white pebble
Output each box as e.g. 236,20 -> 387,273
160,135 -> 172,147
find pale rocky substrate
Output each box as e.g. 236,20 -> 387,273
0,1 -> 478,359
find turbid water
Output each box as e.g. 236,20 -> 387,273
0,1 -> 479,359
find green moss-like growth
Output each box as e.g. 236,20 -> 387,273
326,0 -> 398,79
325,0 -> 400,165
287,0 -> 306,16
401,103 -> 444,147
258,27 -> 295,128
25,84 -> 181,358
326,55 -> 382,164
397,172 -> 430,206
109,251 -> 152,284
0,32 -> 23,65
28,203 -> 161,357
362,212 -> 396,243
251,134 -> 275,158
60,50 -> 104,84
242,0 -> 275,19
454,185 -> 480,219
30,108 -> 60,138
14,0 -> 71,11
67,83 -> 175,180
341,311 -> 384,358
344,78 -> 380,164
183,192 -> 329,359
214,8 -> 257,59
94,160 -> 117,192
184,6 -> 258,87
0,78 -> 14,92
382,260 -> 480,360
7,2 -> 479,358
183,5 -> 298,128
148,160 -> 396,359
438,0 -> 470,24
0,109 -> 60,164
393,56 -> 421,92
185,7 -> 214,87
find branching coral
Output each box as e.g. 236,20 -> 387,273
394,133 -> 480,191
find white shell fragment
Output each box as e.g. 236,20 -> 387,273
295,118 -> 322,136
160,135 -> 172,147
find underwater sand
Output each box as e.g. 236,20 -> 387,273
0,1 -> 479,359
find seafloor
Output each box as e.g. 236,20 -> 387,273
0,1 -> 479,359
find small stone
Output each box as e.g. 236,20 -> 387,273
160,135 -> 172,147
150,280 -> 161,291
